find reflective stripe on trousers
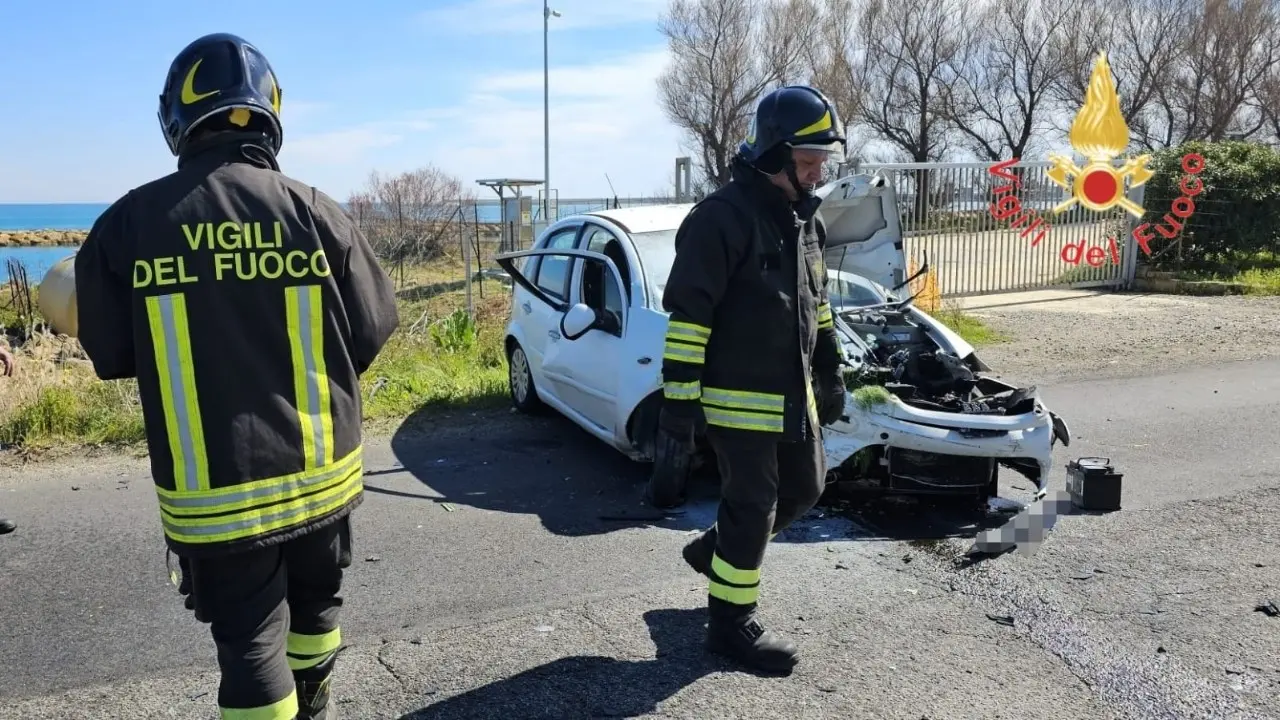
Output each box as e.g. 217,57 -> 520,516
708,552 -> 761,605
287,628 -> 342,670
220,690 -> 298,720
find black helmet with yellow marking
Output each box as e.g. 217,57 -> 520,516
738,85 -> 845,173
158,33 -> 284,157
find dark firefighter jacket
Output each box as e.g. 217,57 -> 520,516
75,137 -> 400,558
661,160 -> 844,441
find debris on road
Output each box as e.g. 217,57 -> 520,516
986,613 -> 1015,627
440,503 -> 457,512
1255,599 -> 1279,617
365,555 -> 382,563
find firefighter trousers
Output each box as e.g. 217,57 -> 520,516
187,516 -> 353,719
703,427 -> 826,610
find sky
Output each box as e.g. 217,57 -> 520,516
0,0 -> 685,204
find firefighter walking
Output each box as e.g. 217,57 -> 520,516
658,85 -> 848,674
75,33 -> 399,719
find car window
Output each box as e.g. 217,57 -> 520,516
630,229 -> 678,297
578,227 -> 627,335
828,273 -> 886,308
533,227 -> 580,301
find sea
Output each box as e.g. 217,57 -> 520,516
0,200 -> 604,284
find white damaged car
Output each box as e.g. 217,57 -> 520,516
494,173 -> 1071,508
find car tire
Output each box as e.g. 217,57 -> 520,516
507,341 -> 544,414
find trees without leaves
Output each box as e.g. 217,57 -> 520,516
656,0 -> 820,191
653,0 -> 1280,200
346,166 -> 476,277
948,0 -> 1073,163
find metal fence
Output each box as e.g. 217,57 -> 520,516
449,166 -> 1149,300
860,160 -> 1141,297
852,161 -> 1143,298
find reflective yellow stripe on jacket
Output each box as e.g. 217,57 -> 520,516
663,320 -> 710,366
817,301 -> 834,330
147,286 -> 355,546
147,293 -> 210,492
158,446 -> 363,545
286,285 -> 334,469
701,386 -> 785,433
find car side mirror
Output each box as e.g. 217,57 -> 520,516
560,302 -> 598,341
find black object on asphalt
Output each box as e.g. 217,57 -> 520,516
1066,457 -> 1123,512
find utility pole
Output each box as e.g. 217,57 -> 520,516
543,1 -> 559,223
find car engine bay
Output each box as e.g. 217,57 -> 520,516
839,306 -> 1039,416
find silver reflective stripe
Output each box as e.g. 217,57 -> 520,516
662,343 -> 705,363
701,387 -> 786,413
666,325 -> 708,343
147,294 -> 203,492
159,452 -> 359,510
162,466 -> 361,537
291,285 -> 327,466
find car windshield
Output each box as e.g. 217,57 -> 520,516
631,229 -> 680,295
828,273 -> 888,308
633,228 -> 891,307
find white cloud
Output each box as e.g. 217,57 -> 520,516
281,47 -> 687,201
416,0 -> 668,35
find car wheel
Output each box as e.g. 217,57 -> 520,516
507,341 -> 543,414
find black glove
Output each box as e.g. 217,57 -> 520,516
658,399 -> 703,448
169,550 -> 207,622
816,371 -> 847,426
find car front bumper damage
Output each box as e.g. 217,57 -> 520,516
821,393 -> 1070,500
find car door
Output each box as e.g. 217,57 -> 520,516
495,243 -> 630,438
548,224 -> 628,433
512,224 -> 582,404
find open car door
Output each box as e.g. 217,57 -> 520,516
815,173 -> 908,292
495,247 -> 626,316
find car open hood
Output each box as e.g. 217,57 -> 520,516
815,173 -> 907,292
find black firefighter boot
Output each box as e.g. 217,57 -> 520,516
706,596 -> 799,675
682,525 -> 716,576
294,652 -> 338,720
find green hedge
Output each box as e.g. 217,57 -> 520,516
1140,140 -> 1280,270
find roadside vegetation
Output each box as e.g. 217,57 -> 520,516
0,254 -> 513,456
1136,141 -> 1280,296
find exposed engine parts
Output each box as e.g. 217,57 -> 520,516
840,307 -> 1038,415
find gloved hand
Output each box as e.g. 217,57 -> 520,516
658,399 -> 703,449
815,371 -> 847,426
169,550 -> 207,622
177,554 -> 195,612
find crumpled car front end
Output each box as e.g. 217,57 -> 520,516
823,303 -> 1070,503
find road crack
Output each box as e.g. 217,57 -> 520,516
377,640 -> 410,692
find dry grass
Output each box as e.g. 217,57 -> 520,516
0,250 -> 515,455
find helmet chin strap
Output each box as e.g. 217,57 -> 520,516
785,158 -> 822,221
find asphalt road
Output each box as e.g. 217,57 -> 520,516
1,358 -> 1277,719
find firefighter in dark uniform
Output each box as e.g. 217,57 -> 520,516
74,33 -> 399,720
659,85 -> 848,674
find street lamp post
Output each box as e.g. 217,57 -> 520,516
544,1 -> 559,223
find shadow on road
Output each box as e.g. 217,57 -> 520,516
826,494 -> 1018,542
397,607 -> 755,720
387,408 -> 721,538
386,406 -> 1007,545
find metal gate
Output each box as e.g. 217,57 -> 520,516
854,161 -> 1143,298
